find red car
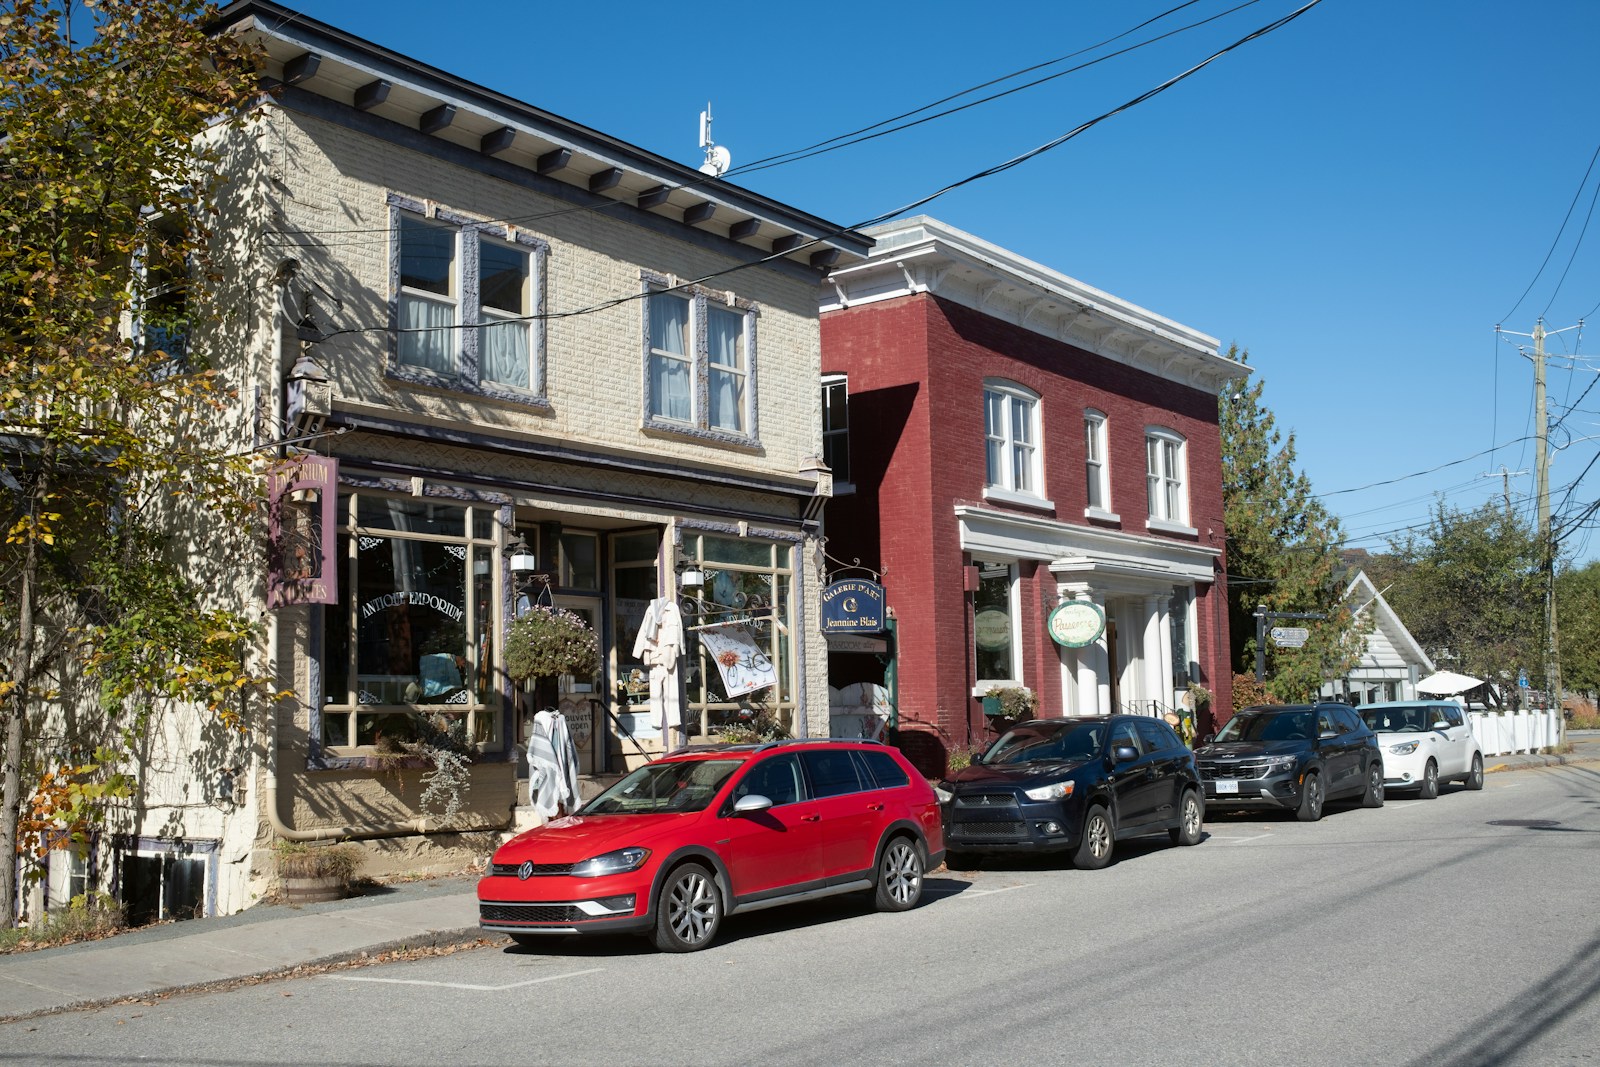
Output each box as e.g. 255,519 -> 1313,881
479,738 -> 944,952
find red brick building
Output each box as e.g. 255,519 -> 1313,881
820,218 -> 1247,775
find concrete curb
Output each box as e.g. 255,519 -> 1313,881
0,926 -> 496,1024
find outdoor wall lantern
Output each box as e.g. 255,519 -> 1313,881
506,533 -> 540,590
674,557 -> 706,590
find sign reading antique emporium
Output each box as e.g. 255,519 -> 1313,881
1047,599 -> 1106,648
820,578 -> 885,633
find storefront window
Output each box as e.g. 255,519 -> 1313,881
322,492 -> 499,752
974,562 -> 1017,684
1170,585 -> 1194,688
680,534 -> 795,739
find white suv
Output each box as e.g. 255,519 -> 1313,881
1358,700 -> 1484,798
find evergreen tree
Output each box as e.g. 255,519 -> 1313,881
1219,347 -> 1362,702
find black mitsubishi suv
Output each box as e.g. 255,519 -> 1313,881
938,714 -> 1204,870
1194,702 -> 1384,821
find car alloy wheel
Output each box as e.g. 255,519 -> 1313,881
652,863 -> 721,952
874,837 -> 925,912
1362,762 -> 1384,808
1466,753 -> 1485,790
1296,773 -> 1324,822
1419,760 -> 1439,800
1170,790 -> 1203,846
1073,806 -> 1113,870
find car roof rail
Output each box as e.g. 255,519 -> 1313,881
751,736 -> 889,753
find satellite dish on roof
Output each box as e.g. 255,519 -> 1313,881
697,103 -> 731,178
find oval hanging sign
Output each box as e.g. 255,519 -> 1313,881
1048,600 -> 1105,648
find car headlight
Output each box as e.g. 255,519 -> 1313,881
1388,741 -> 1419,755
569,847 -> 651,878
1264,756 -> 1300,773
934,783 -> 954,804
1024,781 -> 1075,801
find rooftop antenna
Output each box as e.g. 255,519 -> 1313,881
698,102 -> 731,178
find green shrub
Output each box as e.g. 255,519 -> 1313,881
273,841 -> 362,883
0,892 -> 125,953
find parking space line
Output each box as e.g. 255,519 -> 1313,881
925,882 -> 1035,899
1205,832 -> 1272,844
326,966 -> 605,991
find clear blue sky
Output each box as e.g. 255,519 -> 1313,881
285,0 -> 1600,564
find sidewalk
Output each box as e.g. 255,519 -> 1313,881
4,732 -> 1599,1023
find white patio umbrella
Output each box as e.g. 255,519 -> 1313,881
1416,670 -> 1483,696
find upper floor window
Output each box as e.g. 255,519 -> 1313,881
1084,410 -> 1109,514
391,194 -> 547,399
643,274 -> 758,440
135,214 -> 190,378
821,374 -> 851,488
983,381 -> 1041,497
1145,428 -> 1188,527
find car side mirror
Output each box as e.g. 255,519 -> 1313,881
1319,730 -> 1338,740
969,750 -> 984,765
1431,721 -> 1450,731
732,794 -> 773,815
1113,745 -> 1139,763
1199,733 -> 1214,746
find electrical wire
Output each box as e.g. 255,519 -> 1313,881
311,0 -> 1329,346
1501,138 -> 1600,326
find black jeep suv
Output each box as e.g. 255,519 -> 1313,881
1194,702 -> 1383,821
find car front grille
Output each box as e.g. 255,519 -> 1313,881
951,820 -> 1027,841
480,902 -> 586,924
953,793 -> 1017,809
1199,760 -> 1272,780
489,861 -> 574,878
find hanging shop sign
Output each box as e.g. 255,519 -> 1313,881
1047,600 -> 1106,648
266,455 -> 338,608
820,578 -> 885,633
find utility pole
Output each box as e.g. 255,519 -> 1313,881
1502,318 -> 1579,716
1481,465 -> 1526,519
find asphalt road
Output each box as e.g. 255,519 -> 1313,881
6,763 -> 1599,1067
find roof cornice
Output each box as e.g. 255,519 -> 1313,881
824,216 -> 1246,393
210,1 -> 871,270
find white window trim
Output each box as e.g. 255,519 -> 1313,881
983,380 -> 1044,499
1144,426 -> 1190,530
641,271 -> 761,445
821,373 -> 853,495
1084,409 -> 1111,519
388,193 -> 549,406
971,559 -> 1023,691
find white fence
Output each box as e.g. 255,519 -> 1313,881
1468,710 -> 1562,757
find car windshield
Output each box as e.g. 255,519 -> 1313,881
982,722 -> 1105,765
579,759 -> 741,815
1215,710 -> 1314,743
1361,706 -> 1433,733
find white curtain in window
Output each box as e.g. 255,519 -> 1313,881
707,310 -> 744,431
650,296 -> 691,421
482,317 -> 529,389
399,294 -> 456,374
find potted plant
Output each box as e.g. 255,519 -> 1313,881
983,686 -> 1037,720
505,605 -> 600,682
273,841 -> 361,904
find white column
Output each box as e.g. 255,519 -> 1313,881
1091,592 -> 1111,714
1142,594 -> 1165,710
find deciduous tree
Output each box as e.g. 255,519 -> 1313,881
0,0 -> 268,925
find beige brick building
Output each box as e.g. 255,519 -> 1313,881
87,1 -> 869,921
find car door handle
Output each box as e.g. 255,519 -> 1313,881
867,802 -> 885,811
801,814 -> 821,822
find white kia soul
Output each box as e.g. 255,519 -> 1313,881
1358,700 -> 1484,798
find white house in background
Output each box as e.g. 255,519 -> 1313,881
1320,570 -> 1434,705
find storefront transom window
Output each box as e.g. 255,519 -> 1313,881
321,493 -> 500,752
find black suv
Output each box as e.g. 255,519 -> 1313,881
937,715 -> 1204,870
1194,702 -> 1383,821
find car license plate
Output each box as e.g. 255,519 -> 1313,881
1214,779 -> 1239,794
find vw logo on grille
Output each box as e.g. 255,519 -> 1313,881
517,860 -> 534,881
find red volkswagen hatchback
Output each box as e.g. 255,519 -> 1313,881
479,738 -> 943,952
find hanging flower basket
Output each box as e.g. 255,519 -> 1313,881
505,606 -> 600,682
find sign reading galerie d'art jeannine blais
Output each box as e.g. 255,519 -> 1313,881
820,579 -> 885,634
